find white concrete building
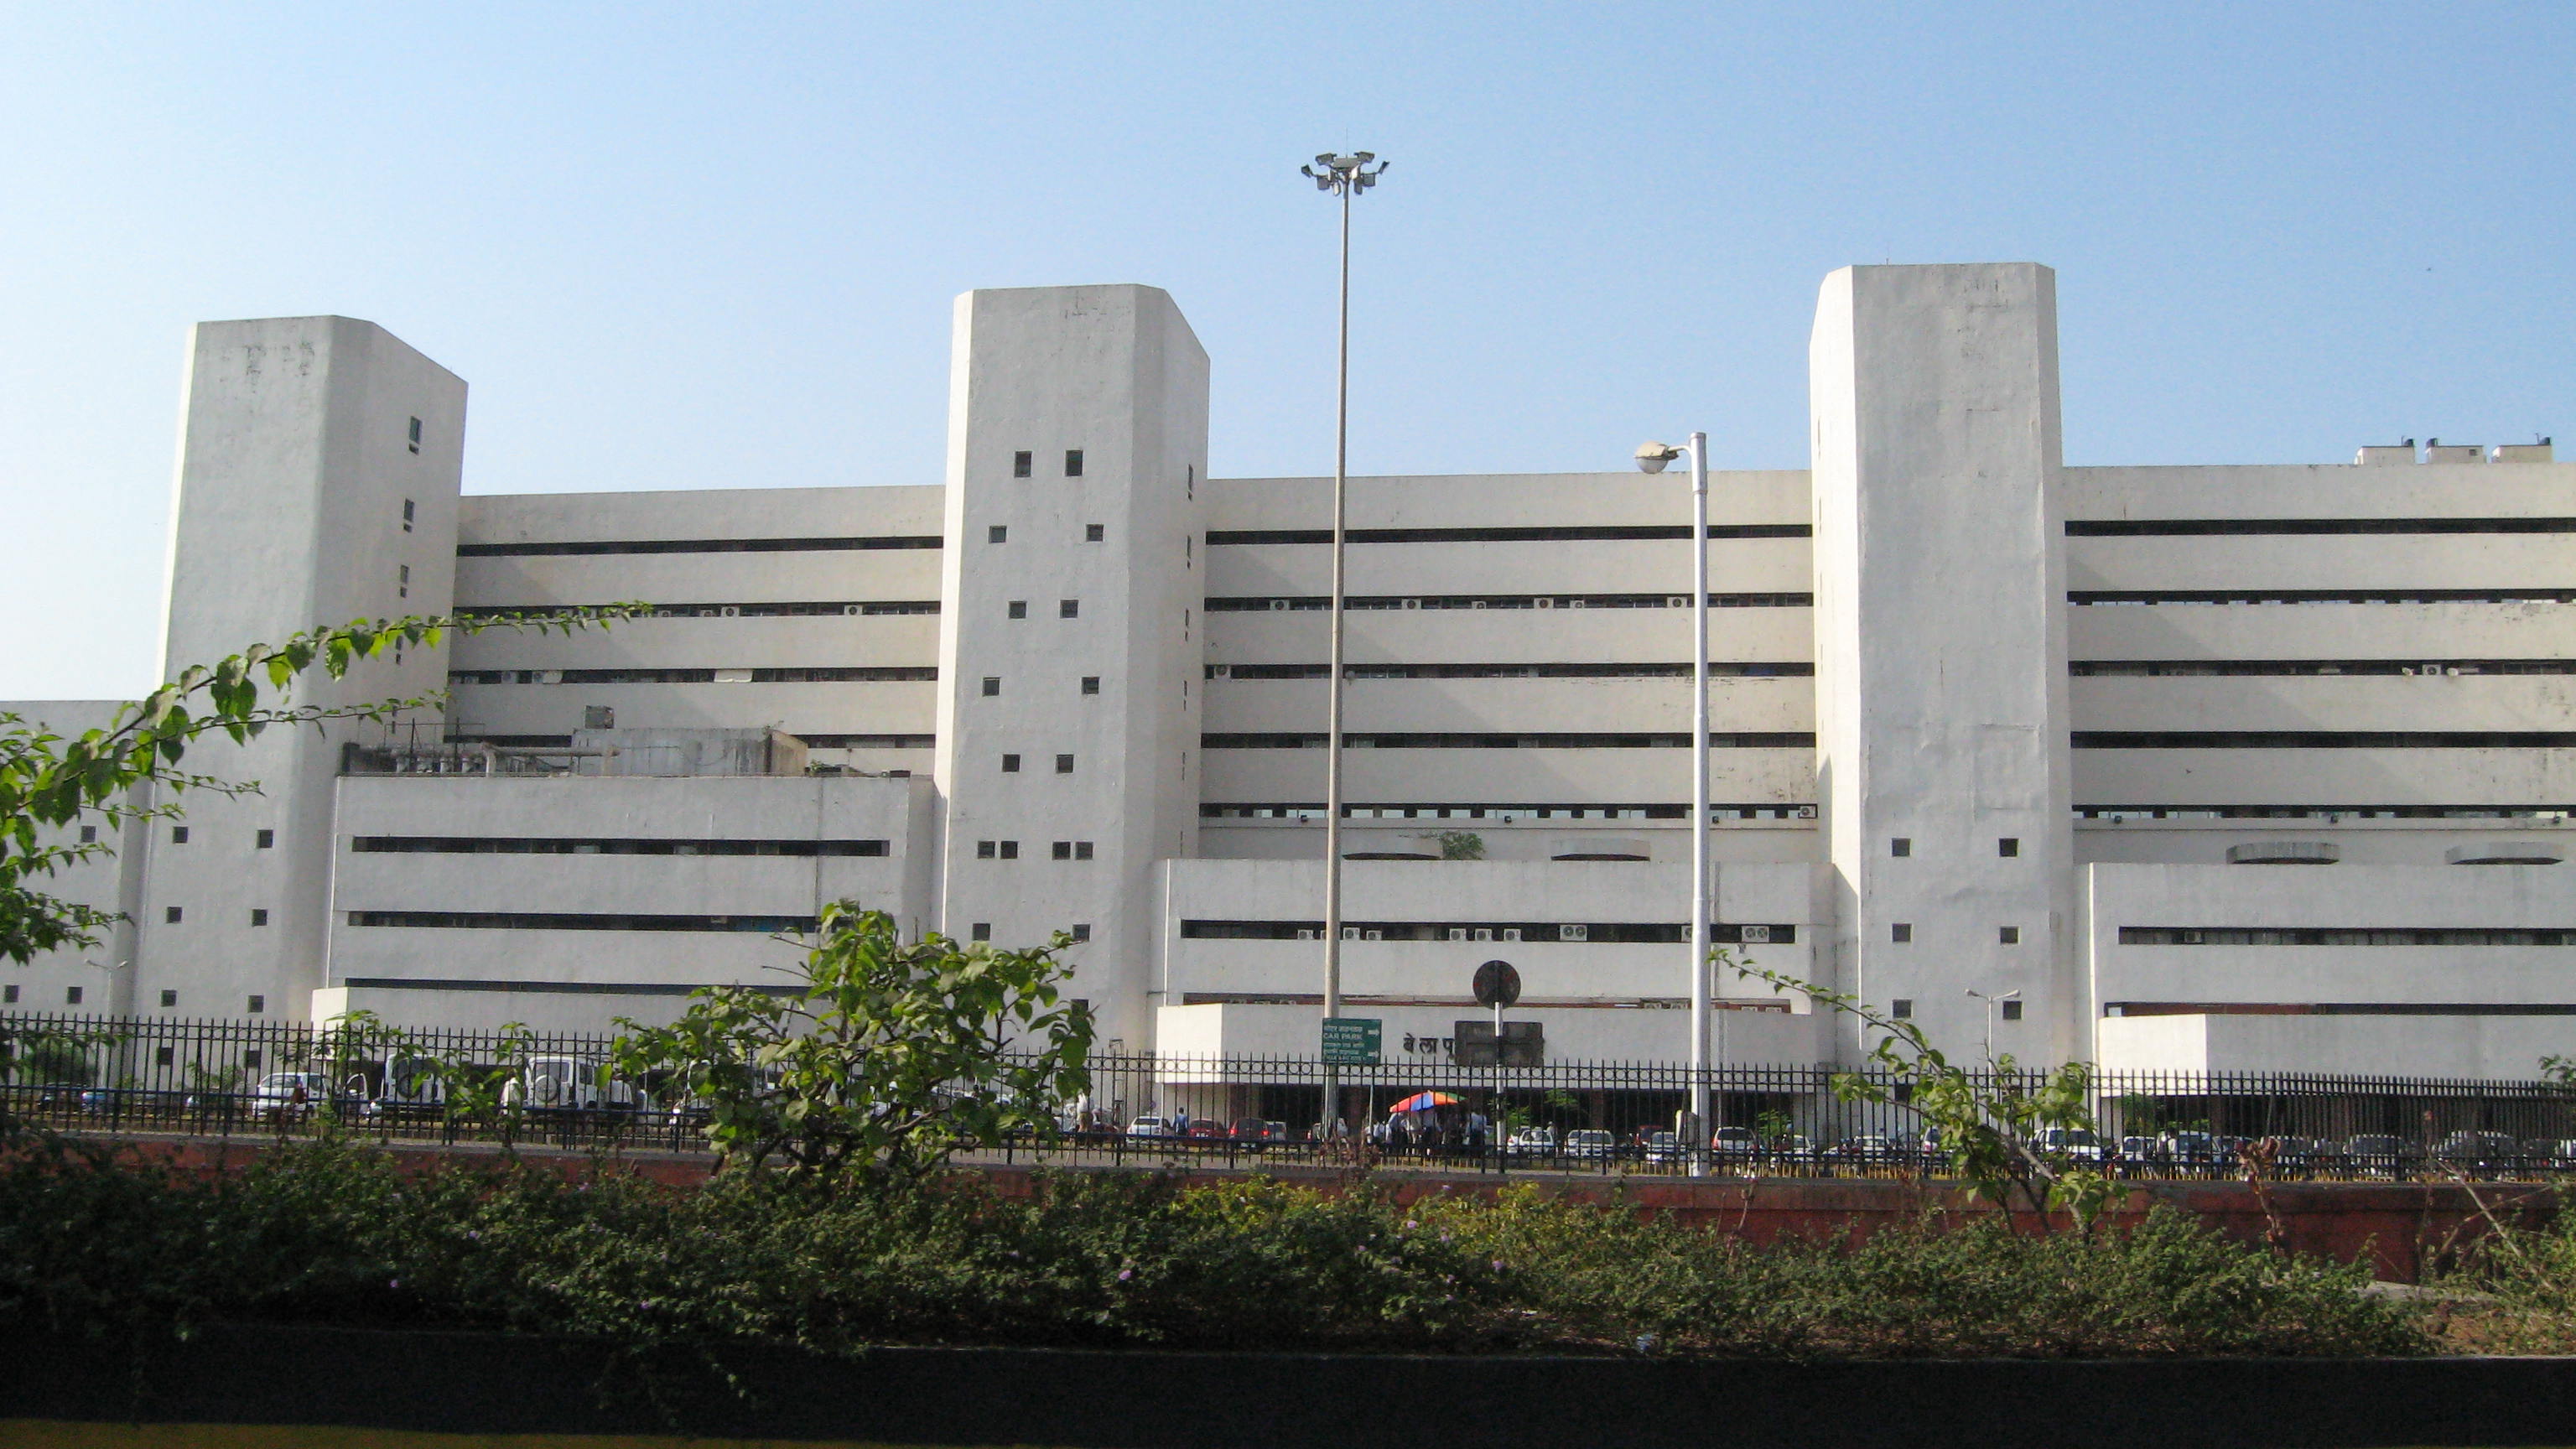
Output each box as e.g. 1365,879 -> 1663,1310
7,266 -> 2573,1089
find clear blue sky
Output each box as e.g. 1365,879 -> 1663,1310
2,3 -> 2567,699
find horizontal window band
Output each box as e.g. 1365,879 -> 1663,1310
1208,662 -> 1814,680
2070,517 -> 2576,537
1207,524 -> 1810,545
1200,803 -> 1815,821
458,602 -> 939,619
1177,992 -> 1790,1011
2120,927 -> 2576,947
452,667 -> 937,685
2072,660 -> 2576,677
457,536 -> 940,557
346,911 -> 819,932
447,735 -> 934,751
1202,733 -> 1815,750
2072,589 -> 2576,605
2080,805 -> 2576,818
1180,920 -> 1795,944
351,836 -> 888,856
2107,1001 -> 2576,1016
1207,593 -> 1813,612
335,977 -> 799,997
2075,732 -> 2576,749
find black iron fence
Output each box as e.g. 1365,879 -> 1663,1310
7,1010 -> 2576,1180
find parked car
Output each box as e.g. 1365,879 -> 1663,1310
1182,1119 -> 1229,1141
1507,1125 -> 1559,1156
2525,1139 -> 2576,1165
2434,1130 -> 2525,1171
2038,1127 -> 2103,1163
1228,1118 -> 1285,1146
2158,1130 -> 2225,1166
1710,1125 -> 1759,1161
1641,1130 -> 1685,1164
250,1072 -> 336,1122
1563,1129 -> 1617,1161
2340,1134 -> 2422,1176
1126,1114 -> 1176,1139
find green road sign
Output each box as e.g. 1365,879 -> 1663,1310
1320,1016 -> 1383,1066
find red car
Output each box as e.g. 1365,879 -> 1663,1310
1182,1119 -> 1229,1140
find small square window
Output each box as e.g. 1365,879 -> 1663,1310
171,826 -> 190,844
1999,925 -> 2020,945
255,828 -> 275,849
2001,1000 -> 2024,1021
2,984 -> 15,1005
1892,998 -> 1914,1020
1059,599 -> 1079,619
1070,923 -> 1091,943
1000,840 -> 1019,860
978,840 -> 996,859
1084,523 -> 1104,543
1065,449 -> 1084,477
1080,676 -> 1100,695
1052,840 -> 1073,860
1889,837 -> 1909,858
407,416 -> 422,454
1055,754 -> 1074,775
164,906 -> 183,924
247,995 -> 265,1015
251,909 -> 269,927
159,989 -> 178,1009
981,677 -> 1000,697
1891,922 -> 1912,943
65,986 -> 82,1005
156,1045 -> 174,1066
79,825 -> 96,844
971,922 -> 992,942
1007,600 -> 1027,620
243,1049 -> 262,1067
1075,840 -> 1093,860
1002,754 -> 1021,773
1999,837 -> 2019,858
402,498 -> 416,531
989,524 -> 1008,543
1013,450 -> 1032,478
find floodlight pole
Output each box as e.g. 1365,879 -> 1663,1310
1686,432 -> 1711,1175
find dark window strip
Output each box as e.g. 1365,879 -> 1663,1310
1207,524 -> 1810,546
458,602 -> 940,620
1201,732 -> 1817,750
2079,805 -> 2576,819
2106,1001 -> 2576,1016
1208,662 -> 1815,680
1205,593 -> 1815,612
451,667 -> 937,685
2075,731 -> 2576,749
1200,803 -> 1816,821
2071,589 -> 2576,605
2070,517 -> 2576,537
1180,919 -> 1795,944
336,976 -> 800,997
347,911 -> 818,932
795,735 -> 936,750
457,536 -> 940,557
2072,660 -> 2576,677
351,836 -> 888,857
2120,927 -> 2576,948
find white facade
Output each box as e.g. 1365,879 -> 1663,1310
8,266 -> 2574,1083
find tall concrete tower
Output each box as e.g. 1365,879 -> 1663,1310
1810,265 -> 2076,1065
932,286 -> 1209,1051
131,317 -> 465,1021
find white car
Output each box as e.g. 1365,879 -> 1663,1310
1126,1114 -> 1176,1139
1641,1130 -> 1685,1163
1711,1125 -> 1759,1160
251,1072 -> 335,1121
1563,1129 -> 1617,1160
1507,1125 -> 1559,1156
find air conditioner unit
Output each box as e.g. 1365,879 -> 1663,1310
1211,664 -> 1231,679
534,669 -> 564,685
1270,599 -> 1291,611
720,605 -> 740,618
1535,597 -> 1555,609
1795,805 -> 1818,819
1502,927 -> 1522,942
1568,599 -> 1587,609
1739,924 -> 1772,944
1559,923 -> 1588,942
1402,598 -> 1420,610
1448,927 -> 1467,941
699,609 -> 720,618
1296,928 -> 1317,940
1667,596 -> 1689,608
1470,600 -> 1488,610
1364,929 -> 1384,940
1473,927 -> 1493,942
842,604 -> 863,616
2423,662 -> 2442,676
1342,927 -> 1360,940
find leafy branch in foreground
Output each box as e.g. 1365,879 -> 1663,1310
0,606 -> 645,967
1724,953 -> 2113,1232
613,904 -> 1093,1181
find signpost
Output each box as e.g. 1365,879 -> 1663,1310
1320,1016 -> 1382,1067
1474,960 -> 1519,1159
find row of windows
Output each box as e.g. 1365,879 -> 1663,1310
999,754 -> 1078,774
143,906 -> 266,926
454,734 -> 937,751
3,985 -> 266,1012
1890,837 -> 2021,858
144,827 -> 276,848
2066,517 -> 2576,537
984,676 -> 1103,697
1010,449 -> 1084,478
2080,806 -> 2574,819
2072,589 -> 2576,606
1201,732 -> 1818,750
1205,593 -> 1815,612
1003,599 -> 1086,619
965,922 -> 1093,943
1205,524 -> 1811,545
2074,731 -> 2576,749
2070,660 -> 2576,677
2119,927 -> 2576,947
989,523 -> 1108,544
458,602 -> 940,620
1198,803 -> 1816,821
1179,919 -> 1794,943
1891,997 -> 2021,1021
348,911 -> 819,932
351,836 -> 889,856
455,535 -> 941,558
975,839 -> 1095,860
1886,922 -> 2023,945
451,667 -> 938,686
1208,662 -> 1814,680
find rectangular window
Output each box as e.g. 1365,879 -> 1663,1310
1007,600 -> 1027,620
1055,754 -> 1074,775
171,826 -> 189,844
247,995 -> 265,1015
243,1049 -> 261,1067
1002,754 -> 1021,773
1085,523 -> 1104,543
2001,1000 -> 2024,1021
79,825 -> 96,844
65,986 -> 82,1005
971,922 -> 992,942
164,906 -> 183,924
1999,837 -> 2019,858
256,828 -> 275,849
156,1045 -> 174,1066
251,909 -> 269,927
999,840 -> 1019,860
989,524 -> 1008,543
402,498 -> 415,531
981,677 -> 1000,697
1065,449 -> 1083,477
1053,841 -> 1072,860
1075,840 -> 1093,860
408,416 -> 422,454
1059,599 -> 1079,618
1081,676 -> 1100,695
159,989 -> 177,1009
1892,999 -> 1914,1020
1012,450 -> 1032,478
978,840 -> 996,859
1999,925 -> 2020,945
1,984 -> 14,1005
1889,837 -> 1909,858
1070,923 -> 1091,943
1891,922 -> 1912,943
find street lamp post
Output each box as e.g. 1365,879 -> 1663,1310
1965,988 -> 2022,1067
1636,435 -> 1711,1171
1301,151 -> 1389,1130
